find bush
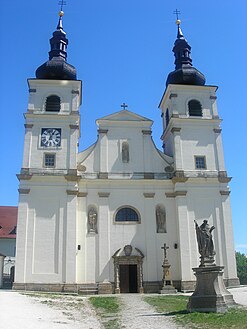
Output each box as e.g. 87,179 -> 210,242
235,251 -> 247,284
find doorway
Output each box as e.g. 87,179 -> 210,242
119,264 -> 138,293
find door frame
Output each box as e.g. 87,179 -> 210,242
112,245 -> 144,294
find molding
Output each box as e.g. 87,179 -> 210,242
218,171 -> 231,183
143,193 -> 155,198
212,115 -> 220,119
98,172 -> 108,179
142,130 -> 152,135
16,173 -> 32,181
166,191 -> 187,198
172,170 -> 188,183
64,169 -> 81,182
213,128 -> 222,133
78,192 -> 88,197
169,93 -> 178,99
210,95 -> 217,100
66,189 -> 79,195
71,90 -> 80,95
144,172 -> 154,179
24,124 -> 33,129
27,109 -> 34,113
18,188 -> 30,194
171,127 -> 181,134
29,89 -> 36,93
98,129 -> 108,134
172,113 -> 179,118
220,190 -> 231,196
69,124 -> 79,130
98,192 -> 110,198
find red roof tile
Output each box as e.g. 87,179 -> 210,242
0,206 -> 17,239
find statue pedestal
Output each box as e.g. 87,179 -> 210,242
160,283 -> 177,294
187,266 -> 236,313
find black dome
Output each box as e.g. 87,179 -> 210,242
36,57 -> 77,80
35,15 -> 77,81
166,23 -> 205,87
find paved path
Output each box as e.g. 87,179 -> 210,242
229,286 -> 247,306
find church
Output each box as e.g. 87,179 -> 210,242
14,10 -> 239,293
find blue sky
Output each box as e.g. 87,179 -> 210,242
0,1 -> 246,254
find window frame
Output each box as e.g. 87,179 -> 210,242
43,153 -> 56,168
194,156 -> 207,170
45,95 -> 61,112
188,99 -> 203,117
114,206 -> 141,224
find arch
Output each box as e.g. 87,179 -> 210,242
115,206 -> 140,223
45,95 -> 61,112
188,99 -> 202,117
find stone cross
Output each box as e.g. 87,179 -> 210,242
161,243 -> 169,259
173,9 -> 181,20
59,0 -> 66,11
121,103 -> 128,110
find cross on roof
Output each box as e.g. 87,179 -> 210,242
121,103 -> 128,110
161,243 -> 169,259
173,9 -> 181,20
59,0 -> 67,11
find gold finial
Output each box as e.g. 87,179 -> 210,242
173,9 -> 181,25
59,10 -> 64,17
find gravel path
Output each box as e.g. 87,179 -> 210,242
119,294 -> 182,329
0,291 -> 102,329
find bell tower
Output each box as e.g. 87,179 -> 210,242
159,18 -> 239,290
14,10 -> 82,289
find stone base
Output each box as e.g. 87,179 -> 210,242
160,285 -> 177,294
224,278 -> 240,288
143,281 -> 161,293
187,266 -> 236,313
98,281 -> 113,294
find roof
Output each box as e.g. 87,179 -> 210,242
0,206 -> 18,239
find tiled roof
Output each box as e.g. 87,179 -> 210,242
0,206 -> 17,239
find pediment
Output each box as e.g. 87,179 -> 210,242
97,110 -> 152,123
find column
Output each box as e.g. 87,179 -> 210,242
171,128 -> 183,171
98,192 -> 110,281
22,124 -> 33,168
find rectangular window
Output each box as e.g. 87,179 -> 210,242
44,153 -> 56,168
195,156 -> 206,169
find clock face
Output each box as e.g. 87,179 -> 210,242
41,128 -> 61,147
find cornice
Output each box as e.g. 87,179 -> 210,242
98,192 -> 110,198
143,193 -> 155,198
165,191 -> 187,198
18,188 -> 30,194
220,190 -> 231,196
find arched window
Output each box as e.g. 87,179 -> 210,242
45,95 -> 61,112
188,100 -> 202,117
115,207 -> 140,222
122,141 -> 129,163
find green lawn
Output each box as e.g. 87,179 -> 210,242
89,297 -> 121,329
145,295 -> 247,329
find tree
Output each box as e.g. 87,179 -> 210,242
235,252 -> 247,285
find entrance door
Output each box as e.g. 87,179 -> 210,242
119,264 -> 138,293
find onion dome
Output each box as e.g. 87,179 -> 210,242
166,19 -> 205,87
36,11 -> 77,80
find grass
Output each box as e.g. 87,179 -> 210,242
89,297 -> 121,329
145,295 -> 247,329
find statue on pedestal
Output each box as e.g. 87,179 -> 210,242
194,220 -> 216,267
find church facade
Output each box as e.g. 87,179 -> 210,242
14,12 -> 239,293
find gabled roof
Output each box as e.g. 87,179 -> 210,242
0,206 -> 17,239
96,109 -> 153,124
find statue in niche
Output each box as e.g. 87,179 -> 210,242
194,219 -> 216,266
156,205 -> 166,233
88,207 -> 98,234
122,141 -> 129,163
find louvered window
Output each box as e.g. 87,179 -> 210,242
188,100 -> 202,117
45,95 -> 61,112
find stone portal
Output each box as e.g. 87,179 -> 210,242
112,245 -> 144,294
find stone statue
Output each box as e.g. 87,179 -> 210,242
88,207 -> 97,233
194,220 -> 215,266
156,206 -> 166,233
122,142 -> 129,163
